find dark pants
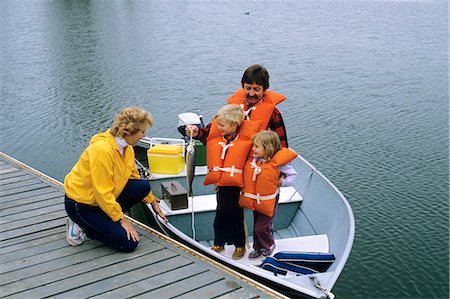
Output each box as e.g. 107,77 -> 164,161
65,179 -> 150,252
252,195 -> 279,251
213,186 -> 245,247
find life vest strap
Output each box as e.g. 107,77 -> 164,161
217,142 -> 234,160
243,191 -> 279,204
241,105 -> 256,120
250,158 -> 262,181
212,166 -> 243,177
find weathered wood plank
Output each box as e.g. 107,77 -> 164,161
1,238 -> 159,296
0,218 -> 65,242
91,263 -> 210,298
0,209 -> 66,231
0,173 -> 33,186
0,203 -> 64,224
0,196 -> 63,217
0,226 -> 63,249
7,248 -> 181,298
0,167 -> 21,176
0,186 -> 62,203
0,181 -> 53,197
132,269 -> 225,299
0,238 -> 105,274
0,177 -> 42,190
52,252 -> 195,298
175,279 -> 245,299
0,191 -> 63,211
217,288 -> 262,299
0,162 -> 11,170
0,236 -> 69,264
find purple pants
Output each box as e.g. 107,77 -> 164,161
252,195 -> 279,251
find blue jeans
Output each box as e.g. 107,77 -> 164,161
65,179 -> 150,252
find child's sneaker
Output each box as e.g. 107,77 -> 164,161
66,218 -> 86,246
248,249 -> 262,259
261,244 -> 275,256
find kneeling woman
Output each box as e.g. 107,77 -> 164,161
64,106 -> 167,252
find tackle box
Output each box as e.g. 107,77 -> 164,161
161,181 -> 188,210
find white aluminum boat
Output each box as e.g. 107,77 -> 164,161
130,137 -> 354,299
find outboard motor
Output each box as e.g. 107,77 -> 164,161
177,112 -> 205,141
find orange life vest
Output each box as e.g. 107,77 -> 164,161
204,119 -> 261,187
239,148 -> 298,217
228,89 -> 286,130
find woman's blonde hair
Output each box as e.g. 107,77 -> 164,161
110,107 -> 153,137
252,130 -> 282,160
215,104 -> 245,126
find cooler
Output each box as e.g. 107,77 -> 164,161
195,140 -> 206,166
147,144 -> 185,174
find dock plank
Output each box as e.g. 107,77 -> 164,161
0,181 -> 50,197
0,173 -> 34,186
0,186 -> 62,204
0,203 -> 64,224
52,251 -> 191,298
0,152 -> 283,299
132,270 -> 227,299
0,190 -> 63,210
91,263 -> 211,298
0,177 -> 44,191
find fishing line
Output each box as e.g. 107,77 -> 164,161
188,127 -> 196,240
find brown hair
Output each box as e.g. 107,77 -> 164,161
241,64 -> 270,91
110,107 -> 153,137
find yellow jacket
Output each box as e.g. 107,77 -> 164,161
64,129 -> 155,222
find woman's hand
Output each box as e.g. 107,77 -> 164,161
185,125 -> 199,138
119,218 -> 139,242
151,200 -> 168,223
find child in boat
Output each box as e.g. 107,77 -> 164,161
186,104 -> 260,259
239,130 -> 298,259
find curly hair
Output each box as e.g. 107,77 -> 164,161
110,107 -> 153,137
252,130 -> 282,160
215,104 -> 245,126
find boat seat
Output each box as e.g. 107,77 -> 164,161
273,234 -> 329,253
158,186 -> 303,216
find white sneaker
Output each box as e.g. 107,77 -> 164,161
66,218 -> 86,246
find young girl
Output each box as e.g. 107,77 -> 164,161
187,104 -> 260,259
239,130 -> 298,259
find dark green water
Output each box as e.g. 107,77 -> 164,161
1,0 -> 448,298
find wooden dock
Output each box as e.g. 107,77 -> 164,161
0,152 -> 286,299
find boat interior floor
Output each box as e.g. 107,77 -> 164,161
199,234 -> 329,267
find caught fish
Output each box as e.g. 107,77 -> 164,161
185,136 -> 196,198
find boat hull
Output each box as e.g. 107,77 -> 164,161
131,141 -> 354,299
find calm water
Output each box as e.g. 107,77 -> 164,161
1,0 -> 448,298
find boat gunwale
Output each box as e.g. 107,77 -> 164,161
295,155 -> 355,291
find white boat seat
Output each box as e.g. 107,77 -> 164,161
272,234 -> 329,253
158,186 -> 303,216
